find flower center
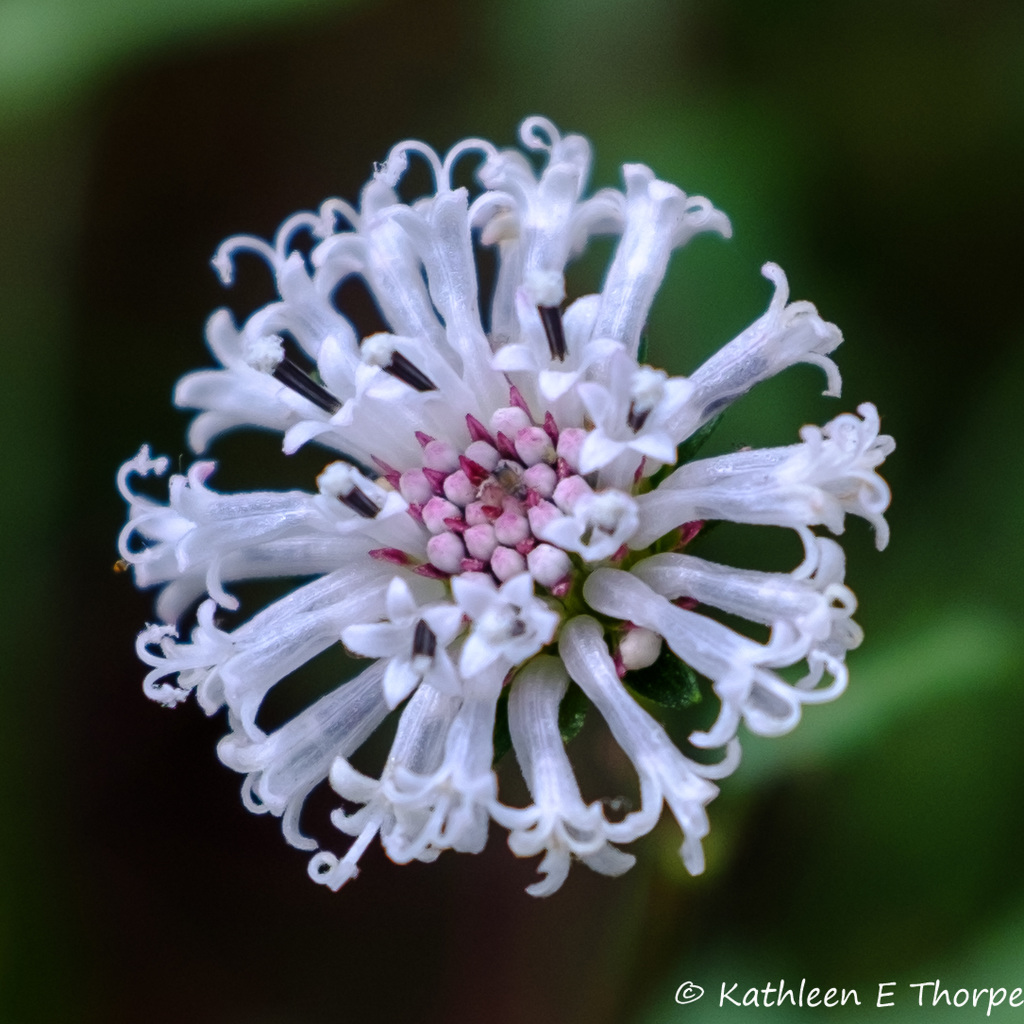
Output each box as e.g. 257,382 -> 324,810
364,384 -> 632,601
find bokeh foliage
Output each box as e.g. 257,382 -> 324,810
2,0 -> 1022,1021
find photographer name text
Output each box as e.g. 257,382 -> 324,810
673,979 -> 1023,1015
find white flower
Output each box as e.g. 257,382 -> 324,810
119,116 -> 893,896
341,577 -> 463,707
454,572 -> 559,676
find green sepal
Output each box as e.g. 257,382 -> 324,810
626,645 -> 703,710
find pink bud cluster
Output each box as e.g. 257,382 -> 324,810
371,386 -> 601,596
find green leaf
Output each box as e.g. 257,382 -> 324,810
626,645 -> 703,710
557,682 -> 589,743
648,413 -> 723,489
636,329 -> 649,364
492,679 -> 589,765
674,412 -> 724,465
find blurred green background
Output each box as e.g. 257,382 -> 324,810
2,0 -> 1023,1021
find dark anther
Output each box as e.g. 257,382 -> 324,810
626,400 -> 651,433
412,619 -> 437,659
384,351 -> 437,392
272,358 -> 342,415
538,305 -> 567,362
339,487 -> 380,519
509,618 -> 528,638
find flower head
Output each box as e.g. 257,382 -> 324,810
119,117 -> 893,895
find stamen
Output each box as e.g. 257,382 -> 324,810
318,463 -> 382,518
626,400 -> 650,433
362,334 -> 437,392
339,487 -> 381,519
247,335 -> 343,415
272,358 -> 341,414
412,619 -> 437,659
626,366 -> 667,432
524,269 -> 567,361
315,460 -> 385,516
538,305 -> 567,362
383,351 -> 437,392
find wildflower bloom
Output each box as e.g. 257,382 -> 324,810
118,117 -> 894,895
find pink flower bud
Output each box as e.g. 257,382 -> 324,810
522,462 -> 557,498
422,496 -> 461,534
556,427 -> 587,471
464,523 -> 499,561
552,474 -> 593,513
490,545 -> 527,581
515,426 -> 556,466
494,510 -> 530,546
426,532 -> 466,573
443,469 -> 478,506
464,441 -> 500,471
399,468 -> 435,505
526,543 -> 571,587
490,405 -> 532,438
422,439 -> 460,472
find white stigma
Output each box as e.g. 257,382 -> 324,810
317,462 -> 364,497
477,604 -> 527,645
523,269 -> 566,307
630,366 -> 667,415
243,334 -> 285,374
586,491 -> 635,534
360,333 -> 396,368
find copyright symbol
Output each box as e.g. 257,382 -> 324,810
675,981 -> 704,1004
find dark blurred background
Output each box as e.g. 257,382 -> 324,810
2,0 -> 1023,1021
